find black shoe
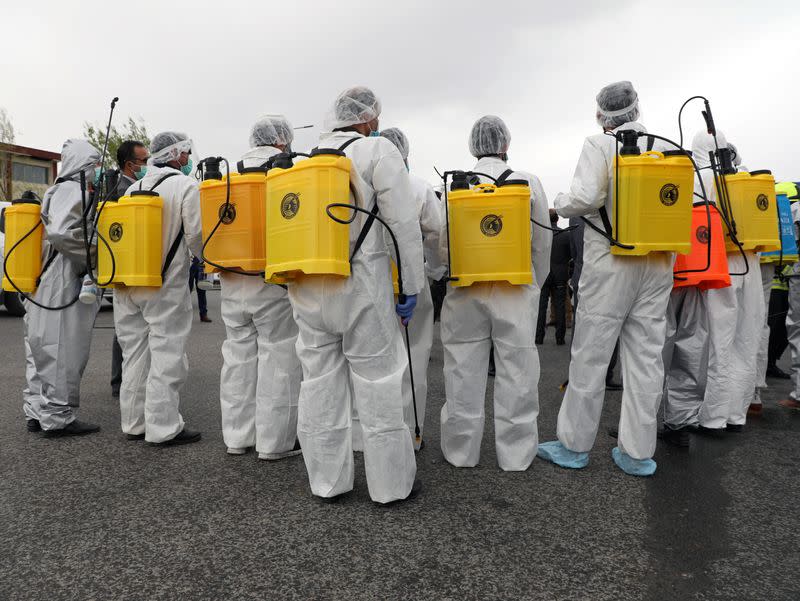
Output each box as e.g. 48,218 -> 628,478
26,419 -> 41,433
687,424 -> 726,438
377,479 -> 423,506
149,428 -> 201,447
317,490 -> 352,504
606,380 -> 623,391
766,365 -> 791,380
658,426 -> 690,447
41,420 -> 100,438
725,424 -> 744,433
126,432 -> 146,441
607,427 -> 619,439
556,339 -> 565,346
111,389 -> 120,399
535,337 -> 544,346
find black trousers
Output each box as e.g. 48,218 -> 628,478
110,334 -> 122,394
768,288 -> 789,367
537,275 -> 568,342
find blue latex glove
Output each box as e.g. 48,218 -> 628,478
395,294 -> 417,326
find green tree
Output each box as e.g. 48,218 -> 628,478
83,116 -> 151,169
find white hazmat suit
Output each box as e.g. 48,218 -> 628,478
219,116 -> 301,458
543,82 -> 673,476
22,139 -> 102,431
288,87 -> 425,503
115,132 -> 203,443
439,116 -> 552,471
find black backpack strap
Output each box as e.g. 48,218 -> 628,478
350,202 -> 379,261
338,136 -> 360,152
36,248 -> 60,286
162,225 -> 185,276
646,135 -> 655,152
598,206 -> 614,237
150,171 -> 179,191
495,168 -> 514,185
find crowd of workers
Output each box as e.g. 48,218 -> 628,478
12,81 -> 800,504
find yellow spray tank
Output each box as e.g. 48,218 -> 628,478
2,199 -> 43,293
264,149 -> 352,284
97,191 -> 163,287
200,159 -> 268,274
719,170 -> 780,252
610,138 -> 695,256
446,175 -> 532,287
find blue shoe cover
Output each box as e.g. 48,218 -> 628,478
612,447 -> 656,476
536,441 -> 589,469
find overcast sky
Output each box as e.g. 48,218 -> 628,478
3,0 -> 798,203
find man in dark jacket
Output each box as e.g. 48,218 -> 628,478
537,209 -> 571,344
109,141 -> 149,398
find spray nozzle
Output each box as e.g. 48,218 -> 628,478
618,129 -> 641,155
702,99 -> 716,136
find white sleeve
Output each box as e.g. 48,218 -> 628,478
555,137 -> 610,218
529,175 -> 552,288
419,181 -> 445,280
181,179 -> 203,259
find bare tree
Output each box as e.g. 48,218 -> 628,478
0,107 -> 15,200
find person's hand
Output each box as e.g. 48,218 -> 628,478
395,294 -> 417,326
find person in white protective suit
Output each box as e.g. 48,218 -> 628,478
439,115 -> 552,471
22,139 -> 103,436
219,115 -> 302,459
380,127 -> 444,451
691,131 -> 764,433
115,131 -> 204,445
781,197 -> 800,410
538,81 -> 673,477
287,86 -> 426,504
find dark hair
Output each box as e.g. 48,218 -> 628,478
117,140 -> 145,169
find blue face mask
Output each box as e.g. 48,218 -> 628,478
369,130 -> 380,137
134,166 -> 147,180
180,158 -> 193,176
93,167 -> 103,186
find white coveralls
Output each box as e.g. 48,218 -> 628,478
753,261 -> 774,405
353,173 -> 444,452
288,132 -> 425,503
218,146 -> 301,454
115,166 -> 203,443
554,122 -> 674,461
439,157 -> 552,471
22,139 -> 102,430
661,287 -> 708,428
693,132 -> 764,428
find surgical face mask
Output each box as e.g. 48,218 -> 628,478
369,130 -> 380,137
134,165 -> 147,180
180,158 -> 194,176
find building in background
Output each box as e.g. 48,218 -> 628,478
0,143 -> 61,201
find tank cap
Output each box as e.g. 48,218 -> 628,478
749,169 -> 772,176
310,148 -> 345,157
663,150 -> 692,157
130,190 -> 160,197
496,179 -> 529,187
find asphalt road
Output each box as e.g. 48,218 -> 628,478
1,293 -> 799,601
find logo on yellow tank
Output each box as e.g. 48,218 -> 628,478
480,214 -> 503,237
756,194 -> 769,211
696,225 -> 709,244
660,184 -> 679,206
218,203 -> 236,225
109,222 -> 123,242
281,193 -> 300,219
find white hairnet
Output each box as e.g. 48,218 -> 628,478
249,114 -> 294,148
149,131 -> 192,165
380,128 -> 409,160
324,86 -> 382,131
596,81 -> 640,129
469,115 -> 511,158
691,130 -> 729,170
